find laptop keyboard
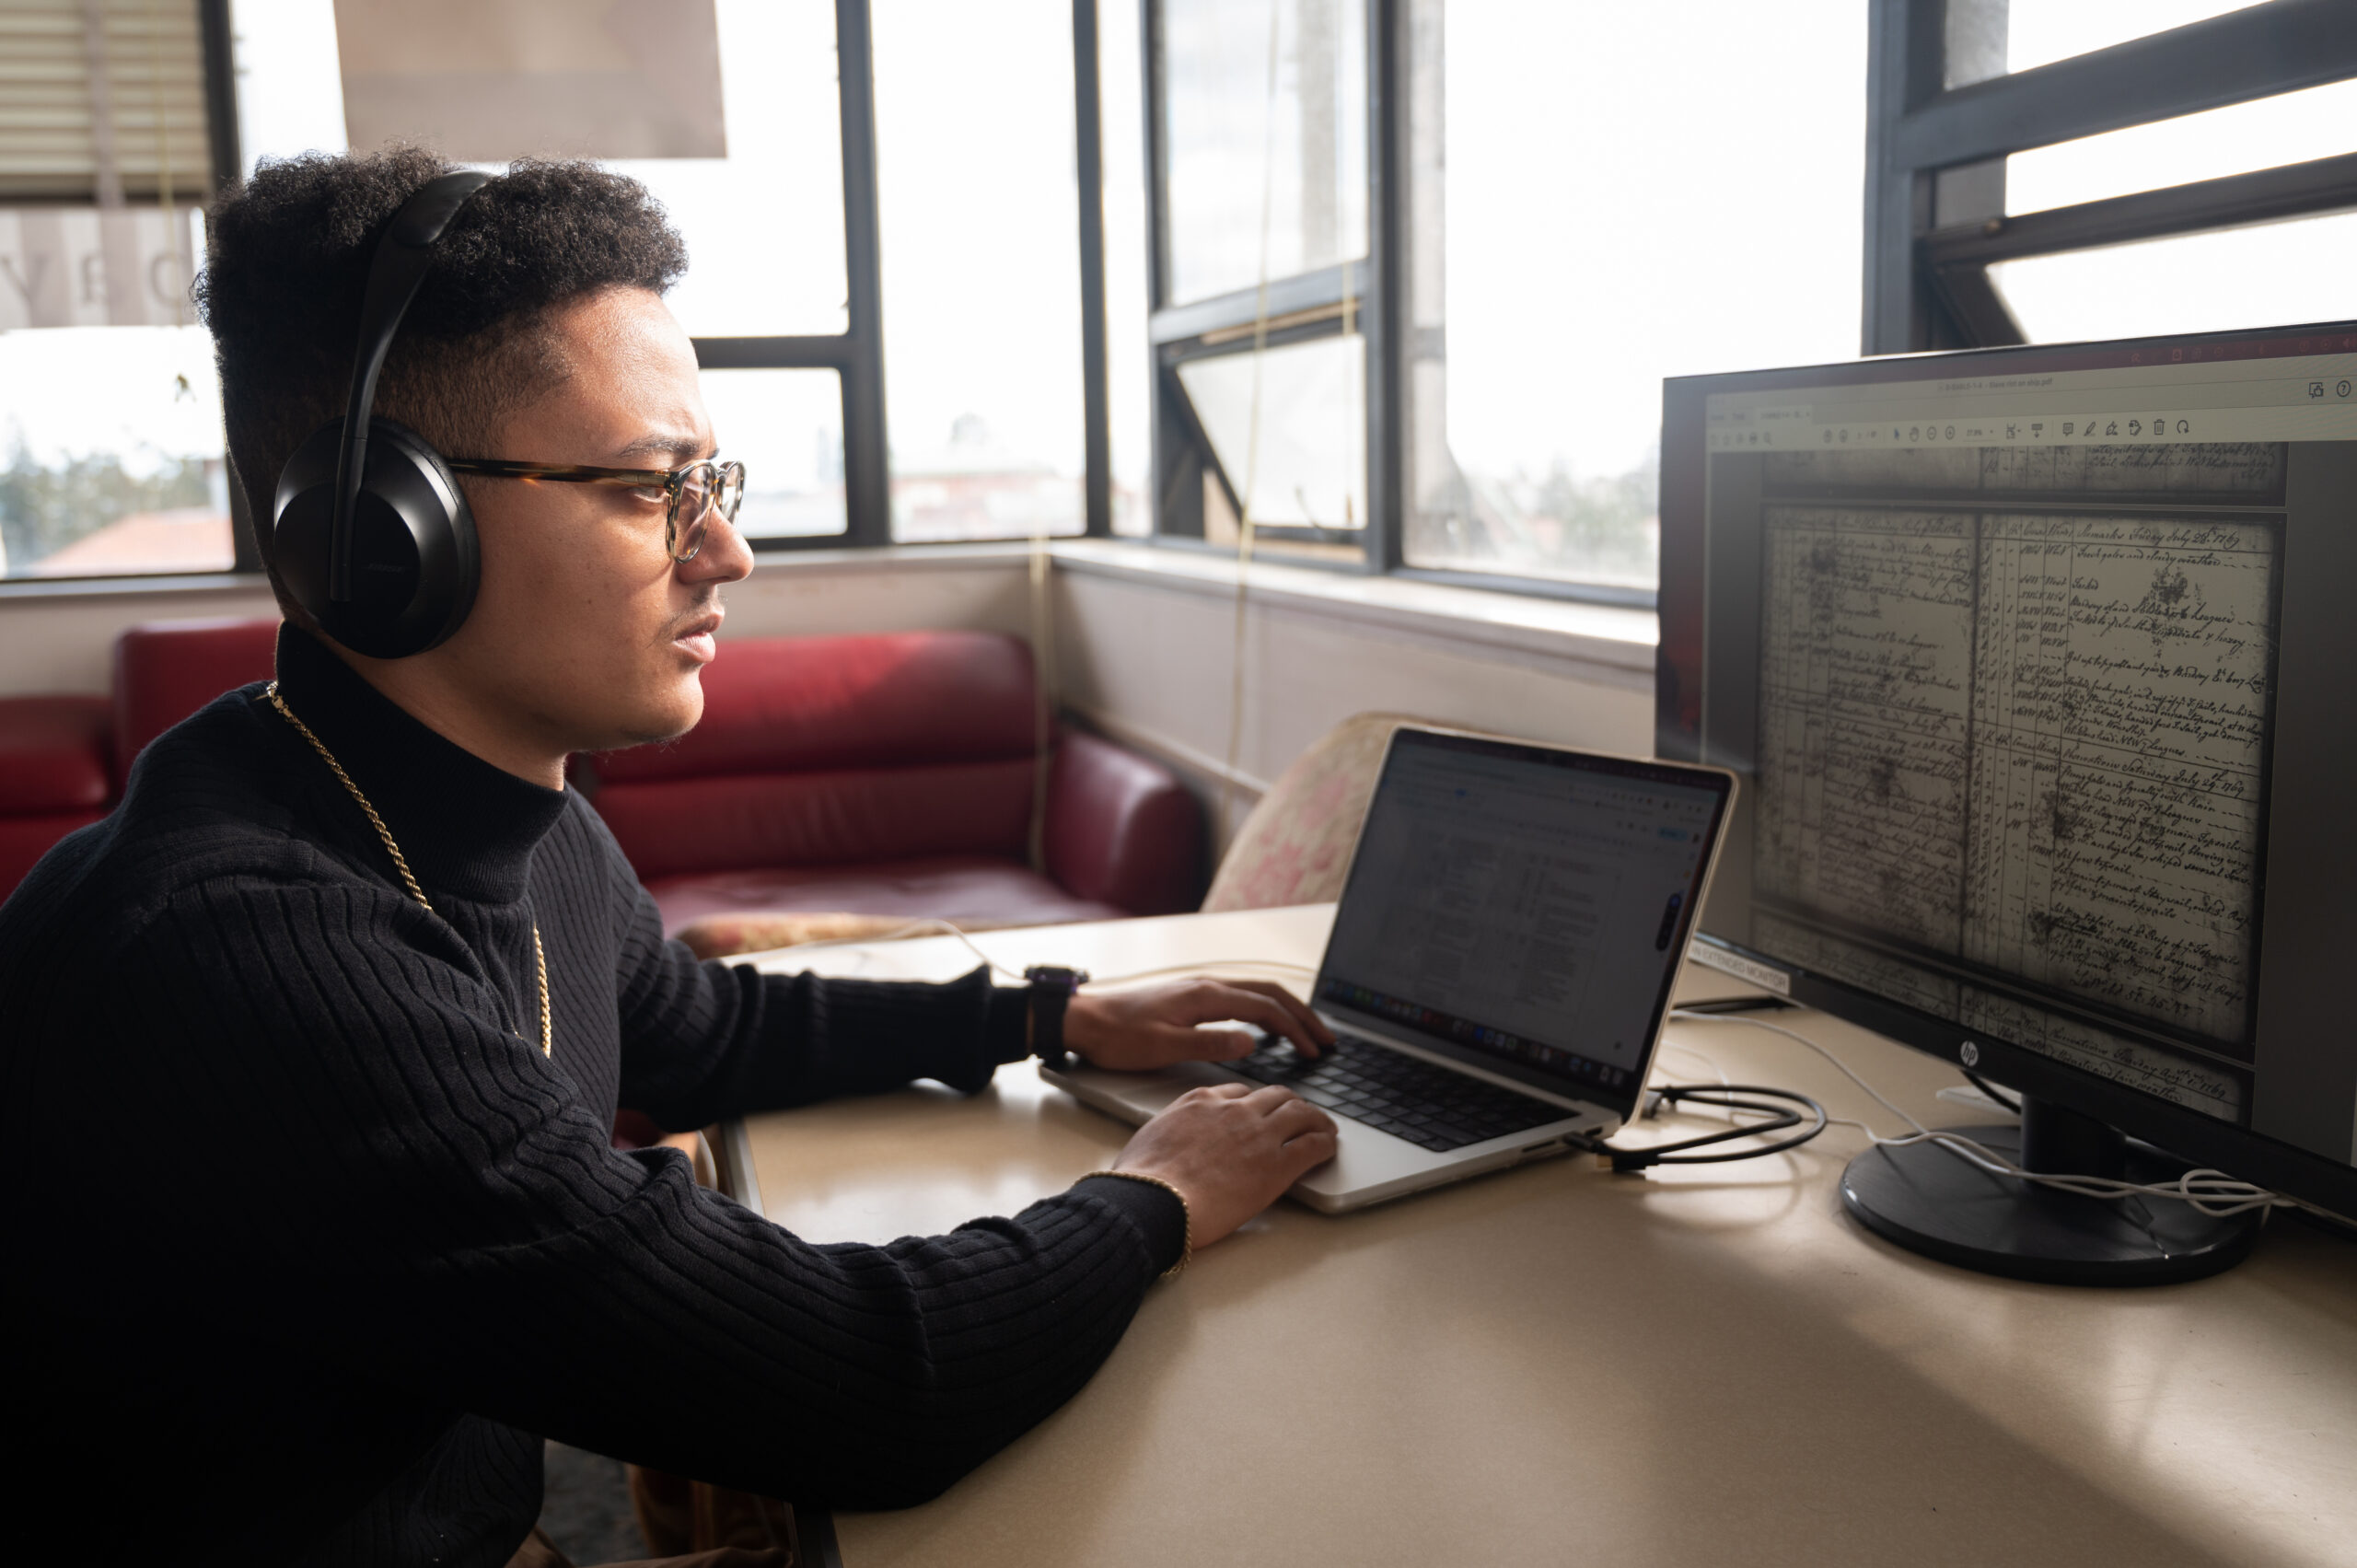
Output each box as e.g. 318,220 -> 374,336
1228,1033 -> 1573,1152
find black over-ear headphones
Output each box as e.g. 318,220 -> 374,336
272,170 -> 493,659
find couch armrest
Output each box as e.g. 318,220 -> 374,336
1043,729 -> 1203,916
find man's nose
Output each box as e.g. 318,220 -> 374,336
680,508 -> 754,585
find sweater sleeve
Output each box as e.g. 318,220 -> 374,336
611,880 -> 1032,1132
110,879 -> 1180,1509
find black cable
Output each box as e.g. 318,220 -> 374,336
1963,1070 -> 2021,1113
1570,1084 -> 1829,1173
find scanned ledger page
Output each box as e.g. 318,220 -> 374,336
1747,443 -> 2282,1121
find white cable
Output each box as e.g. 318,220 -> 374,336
1665,1007 -> 2310,1220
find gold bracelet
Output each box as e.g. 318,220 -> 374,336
1087,1170 -> 1191,1282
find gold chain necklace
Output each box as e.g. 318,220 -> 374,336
264,682 -> 552,1057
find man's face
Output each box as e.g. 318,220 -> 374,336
434,286 -> 753,757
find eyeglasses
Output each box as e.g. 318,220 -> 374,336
445,457 -> 747,563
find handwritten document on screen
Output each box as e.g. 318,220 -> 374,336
1750,444 -> 2282,1119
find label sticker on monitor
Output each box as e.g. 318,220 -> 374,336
1689,943 -> 1791,996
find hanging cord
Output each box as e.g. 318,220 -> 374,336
1026,524 -> 1055,873
1215,0 -> 1288,848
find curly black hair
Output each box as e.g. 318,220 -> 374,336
197,145 -> 687,611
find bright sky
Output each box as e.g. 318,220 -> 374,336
1441,0 -> 1867,483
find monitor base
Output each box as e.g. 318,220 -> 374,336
1840,1121 -> 2260,1286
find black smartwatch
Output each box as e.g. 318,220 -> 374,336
1025,964 -> 1089,1071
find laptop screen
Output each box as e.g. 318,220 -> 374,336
1316,729 -> 1733,1111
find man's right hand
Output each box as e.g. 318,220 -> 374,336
1110,1082 -> 1339,1249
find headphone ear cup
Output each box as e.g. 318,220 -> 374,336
273,417 -> 479,658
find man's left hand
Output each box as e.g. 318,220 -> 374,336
1062,979 -> 1335,1072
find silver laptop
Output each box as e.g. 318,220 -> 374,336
1043,726 -> 1738,1213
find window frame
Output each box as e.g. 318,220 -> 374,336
1864,0 -> 2357,354
1136,0 -> 1399,572
51,0 -> 2355,600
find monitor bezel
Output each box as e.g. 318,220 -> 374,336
1658,318 -> 2357,1224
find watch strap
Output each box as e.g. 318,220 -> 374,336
1026,964 -> 1088,1071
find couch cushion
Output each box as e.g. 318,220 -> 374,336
593,757 -> 1034,883
0,696 -> 113,815
593,630 -> 1036,784
114,617 -> 280,790
643,854 -> 1122,937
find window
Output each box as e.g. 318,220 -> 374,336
1,0 -> 232,581
873,0 -> 1085,542
1401,0 -> 1864,591
1126,0 -> 1865,599
17,0 -> 2351,602
1141,0 -> 1374,567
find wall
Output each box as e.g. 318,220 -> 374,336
1047,542 -> 1658,848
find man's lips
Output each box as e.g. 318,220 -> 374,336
671,609 -> 723,662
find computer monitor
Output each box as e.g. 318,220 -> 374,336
1658,320 -> 2357,1283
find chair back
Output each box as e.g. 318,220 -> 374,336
1202,713 -> 1436,912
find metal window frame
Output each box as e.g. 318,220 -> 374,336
1129,0 -> 1660,605
1135,0 -> 1400,575
1864,0 -> 2357,355
691,0 -> 888,552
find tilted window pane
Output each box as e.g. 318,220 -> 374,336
2005,77 -> 2357,217
0,319 -> 232,579
1160,0 -> 1367,307
1175,333 -> 1364,530
701,367 -> 844,540
1989,215 -> 2357,343
1404,0 -> 1864,588
874,0 -> 1083,542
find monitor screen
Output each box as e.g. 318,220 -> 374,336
1660,322 -> 2357,1218
1316,729 -> 1731,1111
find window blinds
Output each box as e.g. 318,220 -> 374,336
0,0 -> 212,204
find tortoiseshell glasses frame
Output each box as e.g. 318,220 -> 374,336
445,457 -> 748,563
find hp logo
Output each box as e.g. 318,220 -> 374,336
1959,1040 -> 1980,1068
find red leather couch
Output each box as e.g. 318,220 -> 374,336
586,630 -> 1200,933
0,696 -> 114,897
0,619 -> 1205,933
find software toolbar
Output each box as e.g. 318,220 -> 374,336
1705,354 -> 2357,452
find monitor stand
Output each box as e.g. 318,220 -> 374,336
1839,1097 -> 2261,1285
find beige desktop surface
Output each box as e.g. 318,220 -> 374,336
732,905 -> 2357,1568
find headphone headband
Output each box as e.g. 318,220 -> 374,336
329,170 -> 493,604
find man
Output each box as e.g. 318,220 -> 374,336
0,148 -> 1336,1566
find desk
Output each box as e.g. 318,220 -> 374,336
720,905 -> 2357,1568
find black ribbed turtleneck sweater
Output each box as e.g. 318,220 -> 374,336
0,625 -> 1181,1566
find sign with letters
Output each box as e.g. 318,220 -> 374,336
0,207 -> 199,331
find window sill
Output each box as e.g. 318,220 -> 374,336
0,570 -> 272,603
1047,539 -> 1659,679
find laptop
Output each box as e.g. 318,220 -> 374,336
1042,726 -> 1738,1213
